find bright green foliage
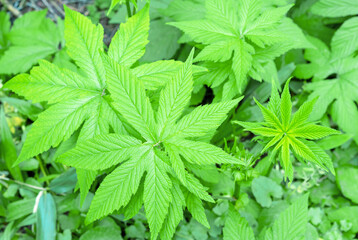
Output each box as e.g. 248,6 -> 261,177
3,5 -> 192,203
0,10 -> 61,74
264,194 -> 309,240
234,81 -> 340,181
311,0 -> 358,17
223,206 -> 255,240
223,194 -> 309,240
294,18 -> 358,143
169,0 -> 311,99
58,50 -> 241,239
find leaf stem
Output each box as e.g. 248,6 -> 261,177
0,175 -> 47,191
126,1 -> 132,17
36,156 -> 50,185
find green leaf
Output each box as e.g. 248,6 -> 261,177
265,194 -> 309,240
160,182 -> 185,240
103,53 -> 157,142
252,176 -> 283,207
15,97 -> 97,165
157,50 -> 194,138
132,60 -> 184,90
168,20 -> 236,45
166,138 -> 241,165
86,149 -> 149,224
317,134 -> 352,150
36,193 -> 57,240
0,10 -> 60,74
290,124 -> 340,140
223,205 -> 255,240
185,191 -> 210,228
328,207 -> 358,233
280,136 -> 293,181
58,134 -> 142,170
254,98 -> 282,130
280,81 -> 292,130
232,40 -> 253,92
144,150 -> 172,240
108,5 -> 149,68
336,167 -> 358,204
141,19 -> 181,62
0,106 -> 23,181
205,0 -> 239,33
49,168 -> 77,194
166,98 -> 242,140
80,226 -> 123,240
311,0 -> 358,17
289,98 -> 317,129
4,61 -> 100,104
331,17 -> 358,59
64,6 -> 105,88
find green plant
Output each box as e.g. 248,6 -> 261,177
169,0 -> 312,99
2,0 -> 358,239
235,81 -> 340,181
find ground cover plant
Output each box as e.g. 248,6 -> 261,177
0,0 -> 358,239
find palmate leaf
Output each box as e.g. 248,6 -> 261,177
296,27 -> 358,142
4,4 -> 180,203
170,0 -> 308,98
236,81 -> 339,181
58,50 -> 241,239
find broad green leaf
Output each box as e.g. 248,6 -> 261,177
15,97 -> 97,164
331,17 -> 358,59
157,50 -> 194,138
36,193 -> 57,240
0,10 -> 60,74
132,60 -> 184,90
160,182 -> 185,240
166,138 -> 241,165
0,106 -> 23,181
102,54 -> 157,142
64,6 -> 105,88
317,134 -> 352,150
265,194 -> 308,240
80,227 -> 123,240
168,20 -> 236,45
194,40 -> 236,63
108,5 -> 149,68
144,150 -> 172,240
311,0 -> 358,17
141,19 -> 181,62
232,40 -> 253,92
86,149 -> 149,224
185,191 -> 209,228
252,176 -> 283,207
336,167 -> 358,204
4,61 -> 100,104
58,134 -> 142,170
206,0 -> 239,33
166,98 -> 241,140
0,11 -> 10,49
328,207 -> 358,233
223,206 -> 255,240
